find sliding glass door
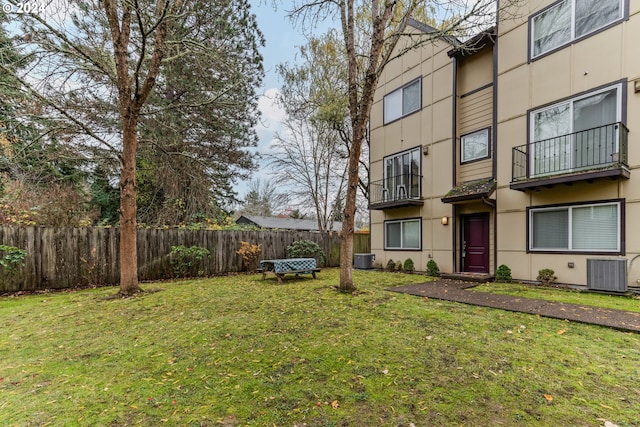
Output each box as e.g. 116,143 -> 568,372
530,84 -> 620,176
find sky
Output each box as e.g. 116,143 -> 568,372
237,1 -> 303,198
239,1 -> 335,199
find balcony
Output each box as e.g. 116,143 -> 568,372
369,173 -> 423,210
511,122 -> 630,191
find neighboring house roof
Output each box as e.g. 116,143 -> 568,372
236,215 -> 343,232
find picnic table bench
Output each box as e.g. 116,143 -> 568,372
259,258 -> 320,283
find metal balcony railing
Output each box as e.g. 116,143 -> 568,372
512,122 -> 629,182
369,173 -> 422,207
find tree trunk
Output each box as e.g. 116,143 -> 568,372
119,116 -> 142,295
338,123 -> 364,293
338,225 -> 355,292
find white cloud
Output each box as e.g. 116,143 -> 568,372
232,88 -> 285,199
255,88 -> 286,151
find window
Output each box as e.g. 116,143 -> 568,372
384,147 -> 421,201
461,128 -> 490,163
531,0 -> 623,58
383,79 -> 421,124
529,201 -> 621,252
530,84 -> 621,176
385,219 -> 421,250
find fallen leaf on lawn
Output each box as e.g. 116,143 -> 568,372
557,329 -> 566,335
331,400 -> 339,409
544,394 -> 553,402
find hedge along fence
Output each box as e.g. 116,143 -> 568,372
0,226 -> 371,292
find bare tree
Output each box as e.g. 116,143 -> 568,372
266,113 -> 347,232
274,30 -> 365,232
240,177 -> 289,217
290,0 -> 522,292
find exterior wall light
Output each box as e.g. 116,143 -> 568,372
441,216 -> 449,226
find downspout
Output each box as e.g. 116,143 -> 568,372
451,55 -> 458,272
628,254 -> 640,287
491,26 -> 499,276
482,197 -> 496,209
483,196 -> 497,276
368,115 -> 372,253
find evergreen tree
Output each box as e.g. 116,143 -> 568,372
1,0 -> 264,294
136,0 -> 264,225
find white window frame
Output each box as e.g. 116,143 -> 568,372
529,83 -> 622,176
383,78 -> 421,124
384,218 -> 422,250
528,201 -> 621,253
530,0 -> 624,59
461,128 -> 490,163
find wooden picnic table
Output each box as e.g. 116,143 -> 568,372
259,258 -> 320,283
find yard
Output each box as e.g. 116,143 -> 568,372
1,269 -> 639,426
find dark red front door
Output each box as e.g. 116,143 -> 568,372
462,214 -> 489,273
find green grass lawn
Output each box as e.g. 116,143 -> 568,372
1,269 -> 639,426
473,282 -> 640,313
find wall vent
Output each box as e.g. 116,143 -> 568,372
587,258 -> 627,293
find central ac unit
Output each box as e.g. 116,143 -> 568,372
587,258 -> 627,293
354,253 -> 375,270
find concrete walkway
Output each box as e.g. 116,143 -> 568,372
388,279 -> 640,333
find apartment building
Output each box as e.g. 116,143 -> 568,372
369,0 -> 639,289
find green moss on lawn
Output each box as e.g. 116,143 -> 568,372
1,270 -> 639,426
473,282 -> 640,313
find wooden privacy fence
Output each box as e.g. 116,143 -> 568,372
0,226 -> 371,292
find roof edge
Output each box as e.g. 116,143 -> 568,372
447,26 -> 496,58
404,17 -> 461,46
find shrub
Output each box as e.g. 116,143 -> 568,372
495,264 -> 512,283
0,179 -> 97,227
537,268 -> 557,285
286,240 -> 326,266
0,245 -> 27,272
403,258 -> 415,272
80,247 -> 101,286
385,259 -> 395,271
426,259 -> 440,277
170,245 -> 210,278
236,241 -> 262,272
395,261 -> 403,272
